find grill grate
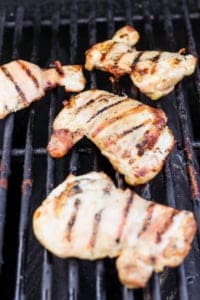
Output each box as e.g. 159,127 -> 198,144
0,1 -> 200,299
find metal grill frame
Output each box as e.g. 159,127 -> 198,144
0,1 -> 200,299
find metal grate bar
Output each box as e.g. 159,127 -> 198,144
14,109 -> 34,300
115,174 -> 135,300
41,7 -> 61,300
88,0 -> 97,89
0,6 -> 24,268
165,161 -> 190,300
67,2 -> 80,300
124,0 -> 133,26
14,6 -> 41,300
2,12 -> 200,29
96,260 -> 106,300
88,2 -> 106,299
0,9 -> 6,59
162,0 -> 200,205
143,0 -> 155,49
107,0 -> 115,36
92,150 -> 106,300
162,2 -> 200,298
0,146 -> 94,157
142,2 -> 162,299
0,8 -> 8,265
181,0 -> 200,98
67,150 -> 79,300
69,0 -> 78,65
178,265 -> 189,300
192,141 -> 200,149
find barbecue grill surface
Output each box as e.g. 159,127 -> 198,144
0,1 -> 200,299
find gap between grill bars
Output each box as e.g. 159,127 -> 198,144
0,0 -> 200,300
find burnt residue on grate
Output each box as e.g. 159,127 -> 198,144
0,1 -> 200,300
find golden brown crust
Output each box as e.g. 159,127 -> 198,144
47,129 -> 73,158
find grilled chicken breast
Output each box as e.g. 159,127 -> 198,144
85,25 -> 197,100
48,90 -> 175,186
0,60 -> 86,118
33,171 -> 197,288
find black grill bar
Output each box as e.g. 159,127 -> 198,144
2,12 -> 200,29
165,162 -> 189,300
69,1 -> 78,65
41,7 -> 60,300
0,10 -> 8,265
163,1 -> 200,297
163,0 -> 200,206
67,150 -> 79,300
181,0 -> 200,97
107,0 -> 115,36
178,266 -> 189,300
141,2 -> 162,299
14,109 -> 34,300
88,0 -> 97,89
14,6 -> 41,299
88,3 -> 107,299
95,259 -> 106,300
0,9 -> 6,59
0,6 -> 24,268
115,174 -> 135,300
124,0 -> 133,26
0,146 -> 94,157
66,2 -> 80,299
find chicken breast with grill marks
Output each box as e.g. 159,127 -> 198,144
85,25 -> 197,100
47,90 -> 175,186
0,60 -> 86,118
33,171 -> 197,289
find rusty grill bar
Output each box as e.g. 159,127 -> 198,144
0,0 -> 200,299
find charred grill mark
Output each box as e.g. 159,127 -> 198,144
156,210 -> 179,243
77,98 -> 96,113
1,65 -> 28,106
101,42 -> 116,61
104,119 -> 151,147
76,94 -> 113,114
150,52 -> 161,74
17,60 -> 39,88
91,103 -> 144,138
138,202 -> 156,238
109,52 -> 127,76
151,52 -> 161,63
71,184 -> 82,193
54,60 -> 65,76
66,198 -> 81,241
115,191 -> 134,244
89,209 -> 103,248
131,52 -> 144,70
135,109 -> 166,156
87,98 -> 128,123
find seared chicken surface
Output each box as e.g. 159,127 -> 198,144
33,171 -> 197,288
0,60 -> 86,118
85,25 -> 197,100
48,90 -> 175,186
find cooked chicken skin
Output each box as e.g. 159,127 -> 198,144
48,90 -> 175,186
85,25 -> 197,100
0,60 -> 86,118
33,171 -> 197,288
